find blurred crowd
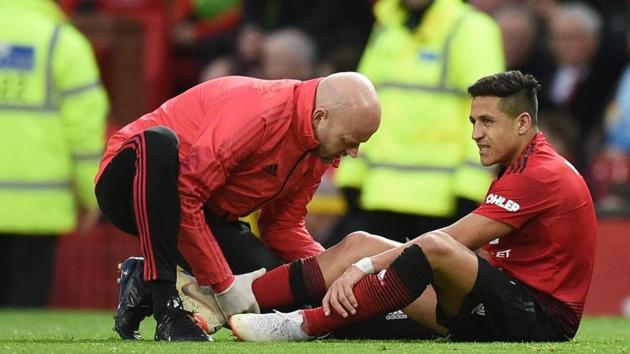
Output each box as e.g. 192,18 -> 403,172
3,0 -> 629,310
55,0 -> 630,236
23,1 -> 630,225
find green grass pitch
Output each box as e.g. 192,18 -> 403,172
0,310 -> 628,353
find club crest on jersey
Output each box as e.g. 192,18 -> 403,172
485,194 -> 520,212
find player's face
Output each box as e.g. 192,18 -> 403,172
470,96 -> 523,166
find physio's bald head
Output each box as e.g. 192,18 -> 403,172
312,72 -> 381,163
316,72 -> 381,135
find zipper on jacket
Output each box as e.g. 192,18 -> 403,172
244,148 -> 316,215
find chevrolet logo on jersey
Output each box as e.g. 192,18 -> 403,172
485,193 -> 520,212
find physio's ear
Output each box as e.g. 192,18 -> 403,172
312,107 -> 328,128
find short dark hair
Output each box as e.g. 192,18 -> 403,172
468,71 -> 542,125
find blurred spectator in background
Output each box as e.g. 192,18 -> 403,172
199,27 -> 318,97
0,0 -> 108,307
603,32 -> 630,158
330,0 -> 504,245
60,0 -> 172,115
173,0 -> 242,58
590,26 -> 630,215
318,46 -> 366,77
517,0 -> 559,24
201,0 -> 374,83
172,0 -> 243,91
494,4 -> 553,107
467,0 -> 503,14
259,28 -> 317,80
547,2 -> 626,170
538,108 -> 580,162
241,0 -> 373,60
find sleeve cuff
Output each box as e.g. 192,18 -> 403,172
211,275 -> 235,294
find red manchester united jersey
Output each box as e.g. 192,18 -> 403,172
474,132 -> 597,334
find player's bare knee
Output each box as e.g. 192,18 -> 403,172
416,232 -> 457,262
339,231 -> 371,253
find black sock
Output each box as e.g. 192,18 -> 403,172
151,280 -> 178,321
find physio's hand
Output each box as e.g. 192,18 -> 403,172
322,264 -> 368,318
214,268 -> 266,318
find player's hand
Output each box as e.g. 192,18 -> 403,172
322,264 -> 367,318
214,268 -> 266,318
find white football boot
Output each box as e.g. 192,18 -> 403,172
230,310 -> 314,342
176,268 -> 227,334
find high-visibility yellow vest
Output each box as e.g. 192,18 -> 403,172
0,0 -> 108,234
336,0 -> 504,217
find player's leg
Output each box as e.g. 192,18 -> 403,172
229,229 -> 569,342
182,226 -> 432,339
408,231 -> 479,320
179,230 -> 402,315
299,231 -> 472,337
325,232 -> 470,338
432,255 -> 570,342
228,231 -> 467,340
316,231 -> 401,286
403,233 -> 567,341
248,231 -> 400,311
316,232 -> 435,339
392,232 -> 478,336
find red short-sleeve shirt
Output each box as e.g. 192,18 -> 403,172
474,133 -> 597,333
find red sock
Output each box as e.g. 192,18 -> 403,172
252,264 -> 293,309
302,270 -> 416,336
302,257 -> 327,304
251,257 -> 327,310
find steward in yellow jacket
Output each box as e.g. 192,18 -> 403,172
0,0 -> 108,306
332,0 -> 504,243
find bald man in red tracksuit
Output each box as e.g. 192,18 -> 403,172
95,76 -> 333,340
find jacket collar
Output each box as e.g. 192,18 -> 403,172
293,78 -> 341,167
292,78 -> 323,152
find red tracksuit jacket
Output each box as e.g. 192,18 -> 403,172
96,76 -> 331,287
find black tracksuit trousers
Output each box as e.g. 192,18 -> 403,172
95,126 -> 284,284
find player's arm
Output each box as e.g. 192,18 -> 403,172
441,213 -> 513,249
365,213 -> 513,274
